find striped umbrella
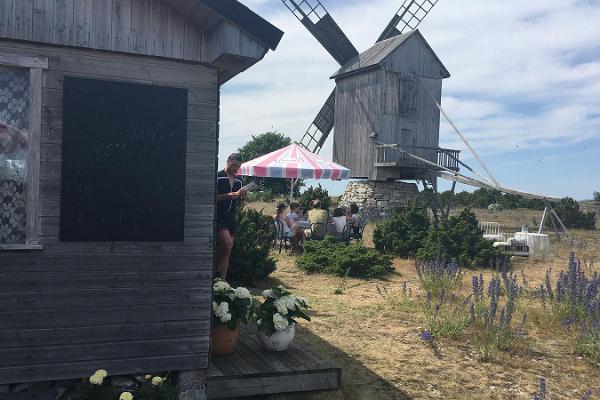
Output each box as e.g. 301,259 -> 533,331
239,143 -> 350,180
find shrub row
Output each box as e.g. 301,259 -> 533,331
374,207 -> 507,268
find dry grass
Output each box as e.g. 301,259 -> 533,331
243,203 -> 600,400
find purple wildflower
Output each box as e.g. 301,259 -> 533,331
580,389 -> 593,400
420,330 -> 433,342
532,377 -> 547,400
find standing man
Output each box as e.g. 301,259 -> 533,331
215,153 -> 244,279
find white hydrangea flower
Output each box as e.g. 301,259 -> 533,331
273,313 -> 289,331
151,376 -> 164,386
89,373 -> 104,385
213,281 -> 231,291
257,319 -> 262,326
213,301 -> 232,323
221,312 -> 232,323
95,369 -> 108,378
274,299 -> 288,315
280,295 -> 297,310
262,289 -> 274,299
234,287 -> 251,300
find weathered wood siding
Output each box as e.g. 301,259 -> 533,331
0,40 -> 218,384
333,34 -> 445,181
0,0 -> 266,78
380,33 -> 443,169
333,68 -> 382,179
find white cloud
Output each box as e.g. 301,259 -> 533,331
219,0 -> 600,198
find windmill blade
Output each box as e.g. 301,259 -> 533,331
299,90 -> 335,153
282,0 -> 359,66
378,0 -> 439,42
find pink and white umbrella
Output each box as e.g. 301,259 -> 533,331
239,143 -> 350,180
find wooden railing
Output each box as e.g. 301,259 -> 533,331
437,148 -> 460,171
375,144 -> 461,172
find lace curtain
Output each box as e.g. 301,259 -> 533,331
0,66 -> 29,244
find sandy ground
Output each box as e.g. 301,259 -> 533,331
240,205 -> 599,400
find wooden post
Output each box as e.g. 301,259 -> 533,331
444,181 -> 456,219
549,205 -> 570,238
538,206 -> 548,234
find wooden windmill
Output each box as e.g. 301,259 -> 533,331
281,0 -> 460,192
283,0 -> 569,235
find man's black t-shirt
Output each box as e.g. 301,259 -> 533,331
216,170 -> 242,233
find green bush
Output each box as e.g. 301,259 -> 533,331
551,197 -> 596,230
296,237 -> 394,279
245,189 -> 276,203
72,383 -> 117,400
415,209 -> 507,268
594,191 -> 600,202
228,208 -> 276,286
373,207 -> 430,258
298,184 -> 331,212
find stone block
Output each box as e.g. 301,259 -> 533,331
177,370 -> 207,400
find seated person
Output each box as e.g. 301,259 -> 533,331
287,202 -> 301,223
273,203 -> 303,251
332,207 -> 349,236
305,199 -> 328,239
348,203 -> 362,236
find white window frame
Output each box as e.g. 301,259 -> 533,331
0,54 -> 48,250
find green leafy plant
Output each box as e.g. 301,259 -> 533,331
470,273 -> 523,361
373,206 -> 430,258
72,370 -> 118,400
245,189 -> 276,203
298,184 -> 332,212
296,237 -> 394,279
425,296 -> 471,340
551,197 -> 596,230
255,286 -> 310,336
594,191 -> 600,203
416,260 -> 463,298
228,208 -> 277,286
212,279 -> 253,330
415,209 -> 507,269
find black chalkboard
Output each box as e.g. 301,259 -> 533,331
60,77 -> 187,241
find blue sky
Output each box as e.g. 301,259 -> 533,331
218,0 -> 600,200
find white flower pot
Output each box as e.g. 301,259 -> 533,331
257,323 -> 295,351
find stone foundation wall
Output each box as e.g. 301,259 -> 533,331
339,180 -> 418,214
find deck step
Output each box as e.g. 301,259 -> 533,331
207,325 -> 340,399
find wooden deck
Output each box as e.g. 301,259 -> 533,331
207,325 -> 341,399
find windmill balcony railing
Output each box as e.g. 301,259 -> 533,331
437,148 -> 460,171
375,144 -> 460,171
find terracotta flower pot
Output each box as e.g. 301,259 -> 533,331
257,323 -> 295,351
211,322 -> 240,355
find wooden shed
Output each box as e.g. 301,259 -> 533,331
0,0 -> 282,385
331,30 -> 458,182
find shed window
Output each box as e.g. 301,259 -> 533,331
399,78 -> 416,121
0,66 -> 29,244
0,55 -> 46,250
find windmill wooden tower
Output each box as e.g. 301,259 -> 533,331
282,0 -> 461,212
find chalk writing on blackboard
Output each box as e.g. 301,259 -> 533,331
60,77 -> 187,242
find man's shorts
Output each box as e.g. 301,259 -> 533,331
216,213 -> 236,236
